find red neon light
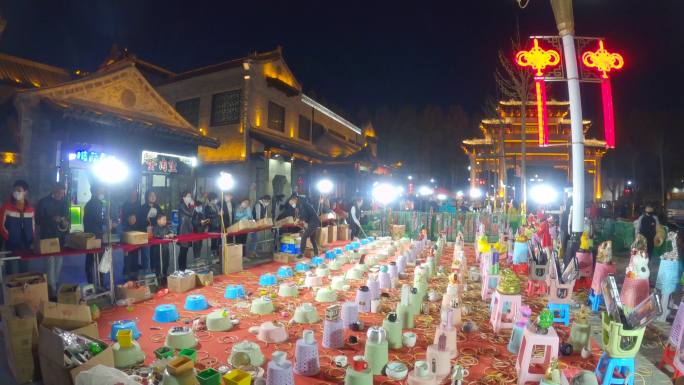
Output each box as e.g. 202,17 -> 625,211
515,38 -> 561,76
601,79 -> 615,148
515,39 -> 559,147
535,78 -> 549,147
582,40 -> 623,148
581,40 -> 624,79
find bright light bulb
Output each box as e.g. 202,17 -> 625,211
529,184 -> 558,205
92,157 -> 128,184
418,186 -> 434,196
372,183 -> 399,205
437,193 -> 447,201
317,179 -> 334,194
217,172 -> 235,191
469,188 -> 483,199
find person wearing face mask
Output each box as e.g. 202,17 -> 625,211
349,197 -> 364,240
192,195 -> 209,261
138,190 -> 161,271
291,194 -> 320,258
151,212 -> 174,284
234,198 -> 253,255
204,192 -> 222,256
177,191 -> 194,271
222,192 -> 234,228
83,184 -> 106,283
36,182 -> 70,295
0,180 -> 34,274
122,213 -> 140,280
636,205 -> 660,259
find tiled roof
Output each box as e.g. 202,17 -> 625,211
0,53 -> 71,88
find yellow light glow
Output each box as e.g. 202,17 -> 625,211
254,111 -> 262,128
290,126 -> 295,138
263,62 -> 295,87
2,152 -> 16,164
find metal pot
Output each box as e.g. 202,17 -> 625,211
366,326 -> 387,344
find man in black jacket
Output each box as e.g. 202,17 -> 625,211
290,194 -> 321,257
83,184 -> 105,284
36,182 -> 69,296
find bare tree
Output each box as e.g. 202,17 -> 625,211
494,26 -> 532,212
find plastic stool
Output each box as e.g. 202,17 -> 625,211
589,290 -> 605,313
490,290 -> 522,332
576,250 -> 594,278
481,271 -> 499,301
594,353 -> 635,385
548,276 -> 575,305
515,326 -> 559,385
548,303 -> 570,326
225,285 -> 245,299
526,280 -> 547,297
601,313 -> 645,358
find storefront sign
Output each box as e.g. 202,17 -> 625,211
141,150 -> 196,175
68,149 -> 110,163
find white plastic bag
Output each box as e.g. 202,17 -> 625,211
75,365 -> 139,385
98,246 -> 113,274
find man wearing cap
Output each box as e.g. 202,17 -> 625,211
636,205 -> 659,259
36,182 -> 70,297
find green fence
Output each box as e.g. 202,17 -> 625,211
361,210 -> 524,243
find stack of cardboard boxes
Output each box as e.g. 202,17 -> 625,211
2,272 -> 113,385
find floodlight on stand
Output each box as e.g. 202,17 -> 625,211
372,183 -> 399,206
418,186 -> 434,196
217,172 -> 235,191
456,190 -> 464,198
469,188 -> 482,199
317,179 -> 334,194
529,184 -> 558,205
93,157 -> 128,184
437,193 -> 447,201
407,175 -> 413,180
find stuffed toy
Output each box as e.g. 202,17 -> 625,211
655,224 -> 667,248
626,251 -> 650,279
596,240 -> 613,264
631,234 -> 647,253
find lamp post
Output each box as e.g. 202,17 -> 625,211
550,0 -> 585,263
92,156 -> 128,303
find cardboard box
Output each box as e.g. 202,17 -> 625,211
2,304 -> 39,384
338,224 -> 350,241
167,273 -> 196,293
255,218 -> 273,229
327,225 -> 337,243
3,272 -> 49,312
274,252 -> 297,264
38,325 -> 113,385
275,216 -> 295,227
306,227 -> 328,248
57,284 -> 81,305
65,232 -> 101,250
226,219 -> 257,234
222,243 -> 243,274
34,238 -> 60,254
39,302 -> 93,331
196,271 -> 214,286
122,231 -> 148,245
115,284 -> 151,303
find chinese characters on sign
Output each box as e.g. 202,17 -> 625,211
141,150 -> 195,174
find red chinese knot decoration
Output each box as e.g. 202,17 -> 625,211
582,40 -> 624,148
515,38 -> 561,147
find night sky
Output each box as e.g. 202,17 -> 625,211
2,0 -> 683,181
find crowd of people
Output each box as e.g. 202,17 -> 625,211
0,177 -> 371,299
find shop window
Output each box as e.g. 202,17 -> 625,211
298,115 -> 311,141
175,98 -> 200,126
312,122 -> 325,141
211,90 -> 241,126
268,101 -> 285,133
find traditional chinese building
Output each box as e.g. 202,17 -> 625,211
0,52 -> 218,225
462,100 -> 608,203
149,47 -> 382,201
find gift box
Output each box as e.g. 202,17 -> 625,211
39,301 -> 93,331
122,231 -> 148,245
65,232 -> 101,250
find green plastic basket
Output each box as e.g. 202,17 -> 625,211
601,312 -> 645,358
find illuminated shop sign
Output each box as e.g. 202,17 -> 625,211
141,150 -> 197,175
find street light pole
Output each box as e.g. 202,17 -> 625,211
550,0 -> 585,262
